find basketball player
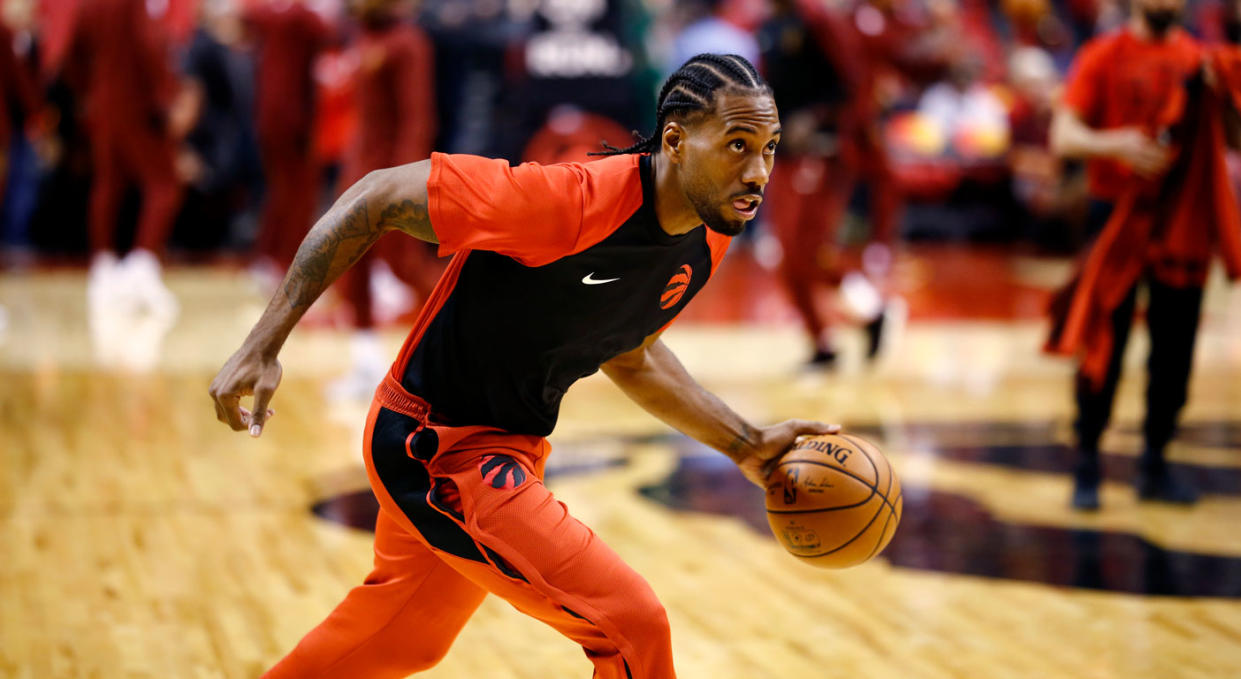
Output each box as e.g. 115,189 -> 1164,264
1049,0 -> 1241,509
209,54 -> 837,678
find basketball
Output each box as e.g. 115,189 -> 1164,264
765,434 -> 902,568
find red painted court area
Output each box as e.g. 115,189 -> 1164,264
674,244 -> 1056,325
296,244 -> 1058,330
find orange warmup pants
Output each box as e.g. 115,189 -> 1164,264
264,374 -> 676,679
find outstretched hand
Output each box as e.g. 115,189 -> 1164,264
209,348 -> 282,437
735,419 -> 840,487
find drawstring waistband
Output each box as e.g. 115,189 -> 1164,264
375,372 -> 431,424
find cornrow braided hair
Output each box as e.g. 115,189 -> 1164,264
591,53 -> 772,156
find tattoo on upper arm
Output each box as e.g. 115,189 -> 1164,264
284,200 -> 377,309
377,199 -> 434,242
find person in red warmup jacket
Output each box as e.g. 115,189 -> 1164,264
245,0 -> 331,274
1048,0 -> 1241,509
58,0 -> 187,359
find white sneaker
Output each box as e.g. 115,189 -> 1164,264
119,249 -> 179,321
840,270 -> 884,323
87,252 -> 123,365
248,257 -> 284,297
371,260 -> 414,324
326,331 -> 389,402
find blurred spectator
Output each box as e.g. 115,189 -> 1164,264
330,0 -> 442,400
174,0 -> 261,252
58,0 -> 187,356
522,105 -> 632,164
917,57 -> 1009,160
421,0 -> 526,156
850,0 -> 953,106
244,0 -> 331,278
667,0 -> 762,73
1001,0 -> 1072,57
501,0 -> 640,162
759,0 -> 889,367
1006,45 -> 1087,249
1196,0 -> 1241,44
0,1 -> 41,255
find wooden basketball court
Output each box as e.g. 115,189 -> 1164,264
2,247 -> 1240,678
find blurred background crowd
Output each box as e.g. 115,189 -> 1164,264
2,0 -> 1240,378
6,0 -> 1241,263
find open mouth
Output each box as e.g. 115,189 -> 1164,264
731,195 -> 761,219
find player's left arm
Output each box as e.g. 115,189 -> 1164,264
601,334 -> 839,487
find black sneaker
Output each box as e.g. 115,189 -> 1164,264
1071,457 -> 1101,511
864,309 -> 886,361
807,348 -> 838,369
1135,467 -> 1199,505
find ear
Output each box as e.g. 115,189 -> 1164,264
661,122 -> 686,164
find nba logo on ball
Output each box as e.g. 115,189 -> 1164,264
779,521 -> 822,553
765,434 -> 902,568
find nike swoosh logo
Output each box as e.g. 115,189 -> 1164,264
582,273 -> 621,285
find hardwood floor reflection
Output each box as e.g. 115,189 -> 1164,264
3,259 -> 1240,678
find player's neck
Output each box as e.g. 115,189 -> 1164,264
651,153 -> 703,236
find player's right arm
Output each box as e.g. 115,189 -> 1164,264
209,161 -> 437,436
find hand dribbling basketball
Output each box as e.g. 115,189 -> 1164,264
765,434 -> 902,568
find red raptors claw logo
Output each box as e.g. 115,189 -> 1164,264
479,455 -> 527,490
660,264 -> 693,310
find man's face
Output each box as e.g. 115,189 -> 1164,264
675,92 -> 780,236
1135,0 -> 1185,35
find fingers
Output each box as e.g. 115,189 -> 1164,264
208,358 -> 282,436
1125,139 -> 1172,178
788,419 -> 841,436
217,393 -> 247,431
209,371 -> 249,431
1132,149 -> 1172,178
249,365 -> 282,437
238,406 -> 277,430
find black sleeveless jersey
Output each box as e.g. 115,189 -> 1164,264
392,152 -> 731,436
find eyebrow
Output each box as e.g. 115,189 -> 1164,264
725,125 -> 782,137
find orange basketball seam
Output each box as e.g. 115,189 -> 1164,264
772,458 -> 899,514
863,489 -> 902,562
840,433 -> 885,493
837,435 -> 900,514
766,473 -> 879,513
844,434 -> 900,563
853,483 -> 892,560
784,495 -> 892,559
